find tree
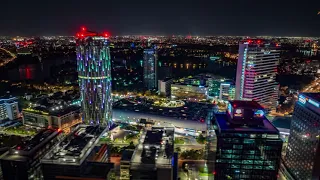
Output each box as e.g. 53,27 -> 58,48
127,141 -> 135,150
145,90 -> 151,96
175,147 -> 181,153
196,134 -> 206,144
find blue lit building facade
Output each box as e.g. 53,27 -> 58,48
76,30 -> 112,125
284,93 -> 320,180
0,97 -> 19,121
214,100 -> 282,180
235,40 -> 280,110
143,48 -> 158,90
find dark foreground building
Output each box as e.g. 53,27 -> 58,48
0,129 -> 62,180
214,100 -> 282,180
41,125 -> 114,180
284,93 -> 320,180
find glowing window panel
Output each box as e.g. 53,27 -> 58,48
308,99 -> 320,108
299,95 -> 306,104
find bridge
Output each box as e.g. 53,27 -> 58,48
0,47 -> 17,67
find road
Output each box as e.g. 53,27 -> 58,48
0,47 -> 17,67
303,77 -> 320,92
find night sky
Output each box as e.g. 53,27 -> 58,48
0,0 -> 320,36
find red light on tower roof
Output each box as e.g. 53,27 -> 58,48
103,32 -> 109,37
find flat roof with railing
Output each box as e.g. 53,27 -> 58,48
130,127 -> 174,170
41,125 -> 108,166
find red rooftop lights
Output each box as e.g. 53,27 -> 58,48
76,27 -> 110,38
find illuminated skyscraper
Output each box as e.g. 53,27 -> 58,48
284,93 -> 320,180
214,100 -> 282,180
235,40 -> 279,110
143,48 -> 158,90
76,28 -> 112,125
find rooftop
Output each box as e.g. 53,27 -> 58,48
121,150 -> 134,161
131,127 -> 174,169
301,92 -> 320,103
215,113 -> 279,134
229,100 -> 263,110
272,117 -> 291,129
0,129 -> 60,162
23,105 -> 80,117
15,129 -> 57,152
41,125 -> 107,165
0,96 -> 17,104
143,130 -> 163,145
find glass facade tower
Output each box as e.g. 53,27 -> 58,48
284,93 -> 320,180
143,48 -> 158,90
76,29 -> 112,125
214,100 -> 282,180
235,40 -> 280,110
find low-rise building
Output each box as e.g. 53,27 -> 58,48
22,105 -> 82,132
120,150 -> 134,180
171,83 -> 208,102
0,129 -> 62,180
130,127 -> 177,180
41,125 -> 114,180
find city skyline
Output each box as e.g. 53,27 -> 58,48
0,0 -> 319,36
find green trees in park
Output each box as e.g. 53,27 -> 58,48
174,137 -> 185,144
196,134 -> 206,144
179,149 -> 204,160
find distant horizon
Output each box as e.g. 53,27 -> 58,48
1,33 -> 320,38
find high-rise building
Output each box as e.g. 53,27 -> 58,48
76,28 -> 112,125
284,93 -> 320,180
235,40 -> 280,110
143,48 -> 158,90
214,100 -> 283,180
0,97 -> 19,121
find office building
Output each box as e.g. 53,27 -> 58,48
208,80 -> 222,98
143,48 -> 158,90
41,125 -> 114,180
158,78 -> 173,97
219,82 -> 235,101
22,105 -> 82,132
284,93 -> 320,180
130,127 -> 176,180
214,100 -> 283,180
0,97 -> 19,120
235,40 -> 280,110
0,129 -> 62,180
76,28 -> 112,125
